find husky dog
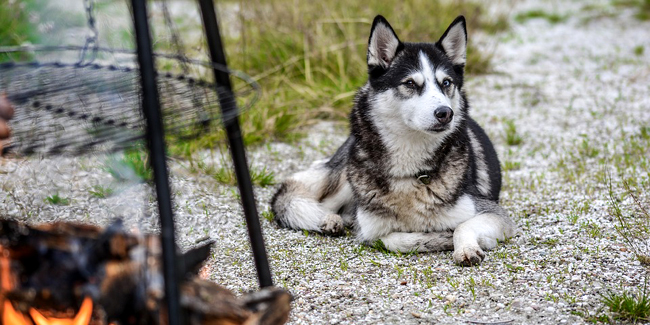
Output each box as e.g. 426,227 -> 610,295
271,15 -> 517,266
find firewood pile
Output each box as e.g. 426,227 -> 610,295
0,218 -> 291,325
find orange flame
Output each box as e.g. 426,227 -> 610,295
2,247 -> 94,325
2,297 -> 93,325
1,247 -> 32,324
29,297 -> 93,325
1,248 -> 11,293
3,300 -> 32,325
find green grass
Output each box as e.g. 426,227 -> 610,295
261,210 -> 275,223
105,147 -> 153,182
45,193 -> 70,206
89,185 -> 114,199
210,164 -> 275,187
182,149 -> 276,187
602,126 -> 650,264
502,160 -> 521,172
514,9 -> 568,24
578,138 -> 600,158
198,161 -> 276,188
634,45 -> 645,56
613,0 -> 650,20
503,119 -> 523,146
608,180 -> 650,265
251,166 -> 276,187
370,239 -> 417,257
0,0 -> 39,62
602,279 -> 650,323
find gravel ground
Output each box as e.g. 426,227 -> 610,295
2,0 -> 650,324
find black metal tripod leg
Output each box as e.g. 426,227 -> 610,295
197,0 -> 274,289
131,0 -> 183,324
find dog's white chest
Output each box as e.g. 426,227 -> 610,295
386,180 -> 476,231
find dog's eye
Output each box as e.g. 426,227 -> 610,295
442,79 -> 452,88
403,79 -> 416,88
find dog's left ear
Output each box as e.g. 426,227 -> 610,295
437,16 -> 467,66
367,15 -> 402,70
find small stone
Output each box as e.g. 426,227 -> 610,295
524,307 -> 534,313
445,295 -> 456,303
411,311 -> 421,318
547,307 -> 556,312
496,303 -> 505,310
400,280 -> 407,285
511,299 -> 524,309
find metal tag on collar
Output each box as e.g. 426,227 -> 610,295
417,173 -> 431,185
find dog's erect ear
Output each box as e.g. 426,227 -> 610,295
437,16 -> 467,66
367,15 -> 402,69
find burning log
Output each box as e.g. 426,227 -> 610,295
0,218 -> 291,325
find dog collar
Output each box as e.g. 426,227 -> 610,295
416,171 -> 432,185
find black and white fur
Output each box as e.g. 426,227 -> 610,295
271,15 -> 517,266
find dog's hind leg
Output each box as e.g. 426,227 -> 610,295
271,160 -> 352,236
378,231 -> 454,253
452,199 -> 517,266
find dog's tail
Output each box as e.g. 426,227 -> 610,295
270,158 -> 352,235
271,179 -> 328,231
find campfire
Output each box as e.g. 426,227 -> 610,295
0,219 -> 291,325
3,253 -> 93,325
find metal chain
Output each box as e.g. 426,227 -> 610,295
78,0 -> 99,65
160,0 -> 210,132
160,0 -> 190,75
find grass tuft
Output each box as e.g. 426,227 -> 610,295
503,119 -> 523,146
370,239 -> 417,257
89,185 -> 114,199
0,0 -> 39,62
502,160 -> 521,172
251,166 -> 276,187
205,164 -> 276,188
608,179 -> 650,264
45,193 -> 70,206
579,138 -> 600,158
105,147 -> 153,182
261,210 -> 275,223
602,278 -> 650,322
515,9 -> 568,24
613,0 -> 650,20
634,45 -> 645,56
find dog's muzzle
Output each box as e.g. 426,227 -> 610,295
434,106 -> 453,125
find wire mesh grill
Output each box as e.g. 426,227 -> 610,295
0,51 -> 260,156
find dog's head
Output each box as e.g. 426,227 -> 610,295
366,15 -> 467,135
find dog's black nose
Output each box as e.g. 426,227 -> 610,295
434,106 -> 453,124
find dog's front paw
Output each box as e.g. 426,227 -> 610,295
320,214 -> 345,236
453,245 -> 485,266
